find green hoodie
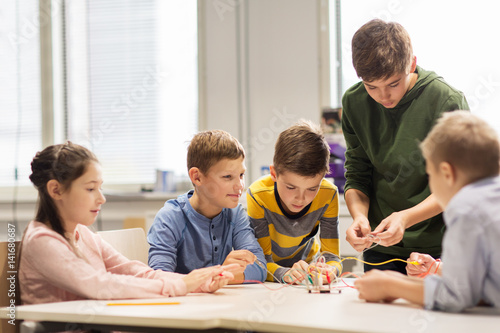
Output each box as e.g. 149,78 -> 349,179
341,66 -> 469,258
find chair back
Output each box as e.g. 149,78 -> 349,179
97,228 -> 150,264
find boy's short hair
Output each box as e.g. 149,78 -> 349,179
352,19 -> 413,82
187,130 -> 245,174
420,111 -> 500,182
273,120 -> 330,177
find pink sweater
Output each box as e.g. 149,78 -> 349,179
20,221 -> 188,305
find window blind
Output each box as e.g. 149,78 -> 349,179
65,0 -> 198,185
0,0 -> 42,187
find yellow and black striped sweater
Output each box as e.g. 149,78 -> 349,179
247,175 -> 341,282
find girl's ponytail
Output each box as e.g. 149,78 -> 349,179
29,142 -> 98,239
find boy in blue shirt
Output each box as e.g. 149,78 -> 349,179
355,112 -> 500,312
148,130 -> 266,283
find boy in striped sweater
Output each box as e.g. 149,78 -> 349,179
247,120 -> 342,283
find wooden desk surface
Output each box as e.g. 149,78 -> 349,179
2,281 -> 500,333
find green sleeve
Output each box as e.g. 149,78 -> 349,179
438,91 -> 470,112
341,103 -> 372,198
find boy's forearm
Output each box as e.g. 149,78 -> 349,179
344,189 -> 370,219
387,275 -> 425,306
400,194 -> 443,229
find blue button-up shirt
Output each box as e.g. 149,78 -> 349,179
148,190 -> 266,282
424,176 -> 500,312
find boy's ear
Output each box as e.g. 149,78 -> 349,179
46,179 -> 63,200
269,165 -> 277,182
439,161 -> 456,186
410,55 -> 417,73
188,167 -> 203,186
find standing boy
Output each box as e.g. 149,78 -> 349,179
247,120 -> 341,283
148,130 -> 266,283
342,19 -> 469,272
355,111 -> 500,312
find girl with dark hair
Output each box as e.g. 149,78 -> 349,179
20,142 -> 233,305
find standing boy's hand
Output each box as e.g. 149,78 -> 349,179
283,260 -> 309,284
371,211 -> 408,246
346,216 -> 374,252
406,252 -> 437,277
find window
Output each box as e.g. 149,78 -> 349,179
1,0 -> 198,189
64,0 -> 198,185
332,0 -> 500,134
0,0 -> 42,187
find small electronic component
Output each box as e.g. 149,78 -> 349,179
304,257 -> 339,294
256,245 -> 425,294
306,272 -> 337,294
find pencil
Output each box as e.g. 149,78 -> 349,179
106,302 -> 181,306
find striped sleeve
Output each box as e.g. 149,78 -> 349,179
247,189 -> 282,281
318,182 -> 342,274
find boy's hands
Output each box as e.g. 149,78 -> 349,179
284,261 -> 338,285
222,249 -> 256,276
182,265 -> 234,293
355,268 -> 426,306
371,211 -> 408,246
346,216 -> 374,251
347,211 -> 409,249
406,252 -> 437,277
283,260 -> 309,284
313,262 -> 337,284
354,269 -> 400,303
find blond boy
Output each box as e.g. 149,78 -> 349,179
355,112 -> 500,312
148,130 -> 266,282
247,120 -> 341,283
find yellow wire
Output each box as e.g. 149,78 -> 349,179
340,257 -> 420,266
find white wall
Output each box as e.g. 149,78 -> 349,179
197,0 -> 357,259
2,1 -> 356,255
199,0 -> 328,183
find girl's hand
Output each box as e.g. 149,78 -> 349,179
182,266 -> 234,293
203,270 -> 234,293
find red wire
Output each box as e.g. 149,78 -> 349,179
417,259 -> 441,278
336,271 -> 359,289
433,259 -> 441,274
